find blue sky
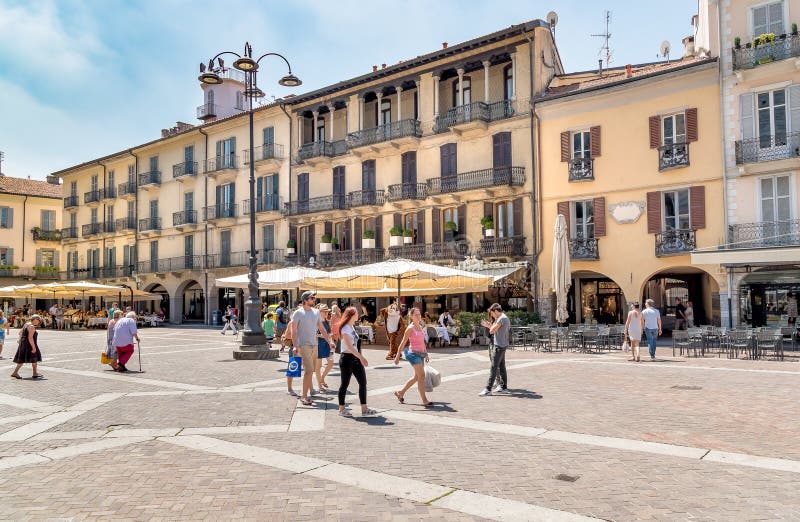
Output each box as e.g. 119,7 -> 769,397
0,0 -> 698,179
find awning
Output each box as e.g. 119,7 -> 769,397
691,246 -> 800,266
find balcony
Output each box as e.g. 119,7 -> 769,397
63,195 -> 79,209
62,268 -> 100,281
387,241 -> 469,261
173,161 -> 198,180
568,237 -> 599,260
733,34 -> 800,71
102,221 -> 116,234
727,219 -> 800,249
205,154 -> 238,183
137,255 -> 206,274
347,119 -> 421,152
138,170 -> 161,190
568,158 -> 593,182
173,210 -> 198,230
283,195 -> 346,216
99,265 -> 134,279
204,203 -> 238,222
478,236 -> 527,258
260,249 -> 285,265
347,190 -> 385,208
84,190 -> 101,205
296,140 -> 347,167
61,227 -> 78,240
197,103 -> 218,119
209,251 -> 250,269
242,195 -> 282,215
735,132 -> 800,166
386,183 -> 429,203
655,229 -> 696,257
428,166 -> 525,197
0,267 -> 24,278
658,142 -> 690,171
32,267 -> 60,280
102,186 -> 116,200
243,143 -> 285,171
118,181 -> 136,199
138,217 -> 162,234
115,217 -> 136,232
82,223 -> 101,237
31,229 -> 62,242
434,100 -> 515,135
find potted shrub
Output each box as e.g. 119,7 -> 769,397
389,226 -> 403,247
331,236 -> 340,250
320,234 -> 333,253
734,36 -> 741,49
456,313 -> 474,347
444,221 -> 457,241
793,23 -> 798,36
362,229 -> 376,249
286,239 -> 296,255
402,228 -> 414,244
481,215 -> 495,237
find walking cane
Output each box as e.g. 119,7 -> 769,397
137,340 -> 143,373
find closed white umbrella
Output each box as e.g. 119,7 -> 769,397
552,214 -> 572,324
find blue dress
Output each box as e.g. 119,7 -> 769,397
317,320 -> 331,358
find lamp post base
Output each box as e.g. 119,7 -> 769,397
241,297 -> 266,347
233,344 -> 279,360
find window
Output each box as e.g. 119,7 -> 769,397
127,201 -> 135,220
39,249 -> 56,267
442,207 -> 459,239
333,221 -> 347,250
662,113 -> 686,146
108,170 -> 115,191
663,189 -> 690,230
70,180 -> 77,196
263,126 -> 274,145
184,235 -> 193,258
184,146 -> 194,173
149,200 -> 158,219
103,247 -> 115,268
236,91 -> 244,110
363,217 -> 376,234
0,247 -> 13,266
572,131 -> 591,159
760,175 -> 792,222
496,201 -> 514,238
403,213 -> 418,241
149,156 -> 158,173
220,230 -> 231,266
90,208 -> 98,224
452,76 -> 471,106
262,224 -> 275,251
127,165 -> 135,184
184,191 -> 194,211
757,89 -> 787,147
149,241 -> 158,272
69,213 -> 77,230
316,116 -> 326,141
40,210 -> 55,231
380,99 -> 391,125
752,1 -> 784,37
206,89 -> 214,105
106,206 -> 114,224
362,160 -> 376,192
0,207 -> 12,228
256,174 -> 278,211
298,226 -> 313,256
216,137 -> 236,168
572,201 -> 595,239
216,183 -> 235,217
503,64 -> 514,100
90,174 -> 98,192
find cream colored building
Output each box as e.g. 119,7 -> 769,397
691,0 -> 800,327
51,18 -> 561,323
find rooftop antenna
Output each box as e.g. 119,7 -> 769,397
659,40 -> 672,63
546,10 -> 559,36
591,10 -> 613,68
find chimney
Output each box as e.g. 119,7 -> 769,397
46,175 -> 60,185
381,63 -> 386,69
161,129 -> 170,138
625,64 -> 632,78
598,59 -> 603,76
442,42 -> 448,49
372,65 -> 378,72
682,35 -> 695,58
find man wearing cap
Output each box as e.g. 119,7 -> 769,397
292,291 -> 335,405
379,299 -> 405,361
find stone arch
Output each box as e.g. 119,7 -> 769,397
176,279 -> 205,323
568,270 -> 629,325
639,266 -> 722,328
143,283 -> 170,319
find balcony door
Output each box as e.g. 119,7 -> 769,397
333,166 -> 345,208
663,189 -> 690,231
216,183 -> 235,217
572,201 -> 594,239
760,175 -> 792,245
757,89 -> 787,155
752,2 -> 784,38
401,152 -> 417,198
256,174 -> 278,211
492,132 -> 512,184
220,230 -> 231,267
184,146 -> 194,174
496,201 -> 514,238
361,160 -> 376,204
298,173 -> 309,214
662,113 -> 687,162
149,241 -> 157,273
262,224 -> 275,263
184,235 -> 194,269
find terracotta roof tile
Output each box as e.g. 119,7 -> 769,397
0,176 -> 62,199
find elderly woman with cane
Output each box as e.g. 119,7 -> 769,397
105,310 -> 123,371
112,311 -> 140,373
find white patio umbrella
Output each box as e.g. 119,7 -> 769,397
552,214 -> 572,324
215,266 -> 329,290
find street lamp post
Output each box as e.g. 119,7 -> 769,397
198,43 -> 301,348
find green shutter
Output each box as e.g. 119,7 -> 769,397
7,208 -> 12,229
263,126 -> 274,145
54,251 -> 60,270
35,249 -> 42,268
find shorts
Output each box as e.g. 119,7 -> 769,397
0,338 -> 4,347
275,326 -> 287,337
318,343 -> 331,359
297,345 -> 318,372
403,348 -> 426,366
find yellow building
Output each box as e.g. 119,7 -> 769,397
0,175 -> 63,297
536,55 -> 726,327
691,0 -> 800,327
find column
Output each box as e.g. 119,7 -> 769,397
327,103 -> 335,142
415,79 -> 421,120
297,115 -> 303,148
482,60 -> 491,102
376,92 -> 383,127
312,110 -> 319,143
396,85 -> 403,121
344,99 -> 351,134
510,52 -> 517,100
358,95 -> 365,130
433,74 -> 440,117
456,68 -> 465,106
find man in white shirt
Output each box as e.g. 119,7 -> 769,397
642,299 -> 662,361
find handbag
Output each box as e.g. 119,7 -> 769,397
285,356 -> 302,378
622,335 -> 630,352
100,352 -> 113,364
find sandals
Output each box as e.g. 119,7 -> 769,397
424,402 -> 435,408
300,398 -> 314,406
338,409 -> 352,417
361,408 -> 377,416
32,374 -> 44,379
10,374 -> 21,380
393,391 -> 405,404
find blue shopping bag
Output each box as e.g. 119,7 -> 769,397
286,356 -> 302,378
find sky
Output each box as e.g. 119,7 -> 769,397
0,0 -> 698,180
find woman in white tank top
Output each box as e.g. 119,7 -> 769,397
624,303 -> 644,362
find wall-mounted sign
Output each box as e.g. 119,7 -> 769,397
609,201 -> 645,224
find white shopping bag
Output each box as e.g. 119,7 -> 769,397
424,365 -> 441,392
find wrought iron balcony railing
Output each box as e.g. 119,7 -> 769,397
297,141 -> 339,161
655,229 -> 696,257
243,143 -> 285,164
386,183 -> 429,202
62,268 -> 100,281
733,34 -> 800,70
64,195 -> 79,208
209,251 -> 250,269
99,265 -> 134,278
260,249 -> 285,265
205,154 -> 238,173
137,255 -> 206,274
727,219 -> 800,248
735,132 -> 800,165
243,195 -> 282,214
61,227 -> 78,239
568,237 -> 599,260
568,157 -> 593,182
84,190 -> 101,204
478,236 -> 527,258
32,229 -> 62,241
82,223 -> 101,237
434,100 -> 515,133
386,241 -> 469,261
283,195 -> 346,216
173,161 -> 198,179
427,166 -> 525,194
204,203 -> 238,220
173,210 -> 198,227
138,217 -> 162,232
138,171 -> 161,187
118,181 -> 136,197
115,217 -> 136,232
347,119 -> 421,148
658,142 -> 690,171
197,103 -> 218,119
346,190 -> 385,208
32,267 -> 60,280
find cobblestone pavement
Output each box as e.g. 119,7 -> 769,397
0,326 -> 798,520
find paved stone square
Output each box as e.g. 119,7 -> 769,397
0,326 -> 798,520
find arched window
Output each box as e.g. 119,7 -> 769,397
380,98 -> 391,126
503,64 -> 514,100
452,76 -> 471,106
206,89 -> 215,106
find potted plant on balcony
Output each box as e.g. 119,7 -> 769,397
734,36 -> 741,49
362,229 -> 376,249
389,226 -> 404,247
286,239 -> 296,255
331,236 -> 339,250
402,228 -> 414,244
443,221 -> 458,241
481,215 -> 495,237
793,23 -> 798,36
320,234 -> 333,253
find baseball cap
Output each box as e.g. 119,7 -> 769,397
301,290 -> 317,301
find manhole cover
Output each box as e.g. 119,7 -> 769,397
671,385 -> 702,390
554,474 -> 579,482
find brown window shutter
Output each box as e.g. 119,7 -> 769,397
686,108 -> 698,142
690,185 -> 706,229
343,220 -> 351,251
393,213 -> 401,228
557,201 -> 570,233
354,218 -> 362,249
308,223 -> 316,254
590,126 -> 601,158
457,204 -> 466,238
649,116 -> 661,148
593,197 -> 606,237
646,191 -> 662,233
324,221 -> 332,237
512,198 -> 522,237
375,216 -> 383,248
432,207 -> 441,241
484,201 -> 494,221
417,209 -> 426,243
560,131 -> 570,162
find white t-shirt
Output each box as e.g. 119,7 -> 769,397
340,324 -> 358,354
642,307 -> 661,330
386,308 -> 401,333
